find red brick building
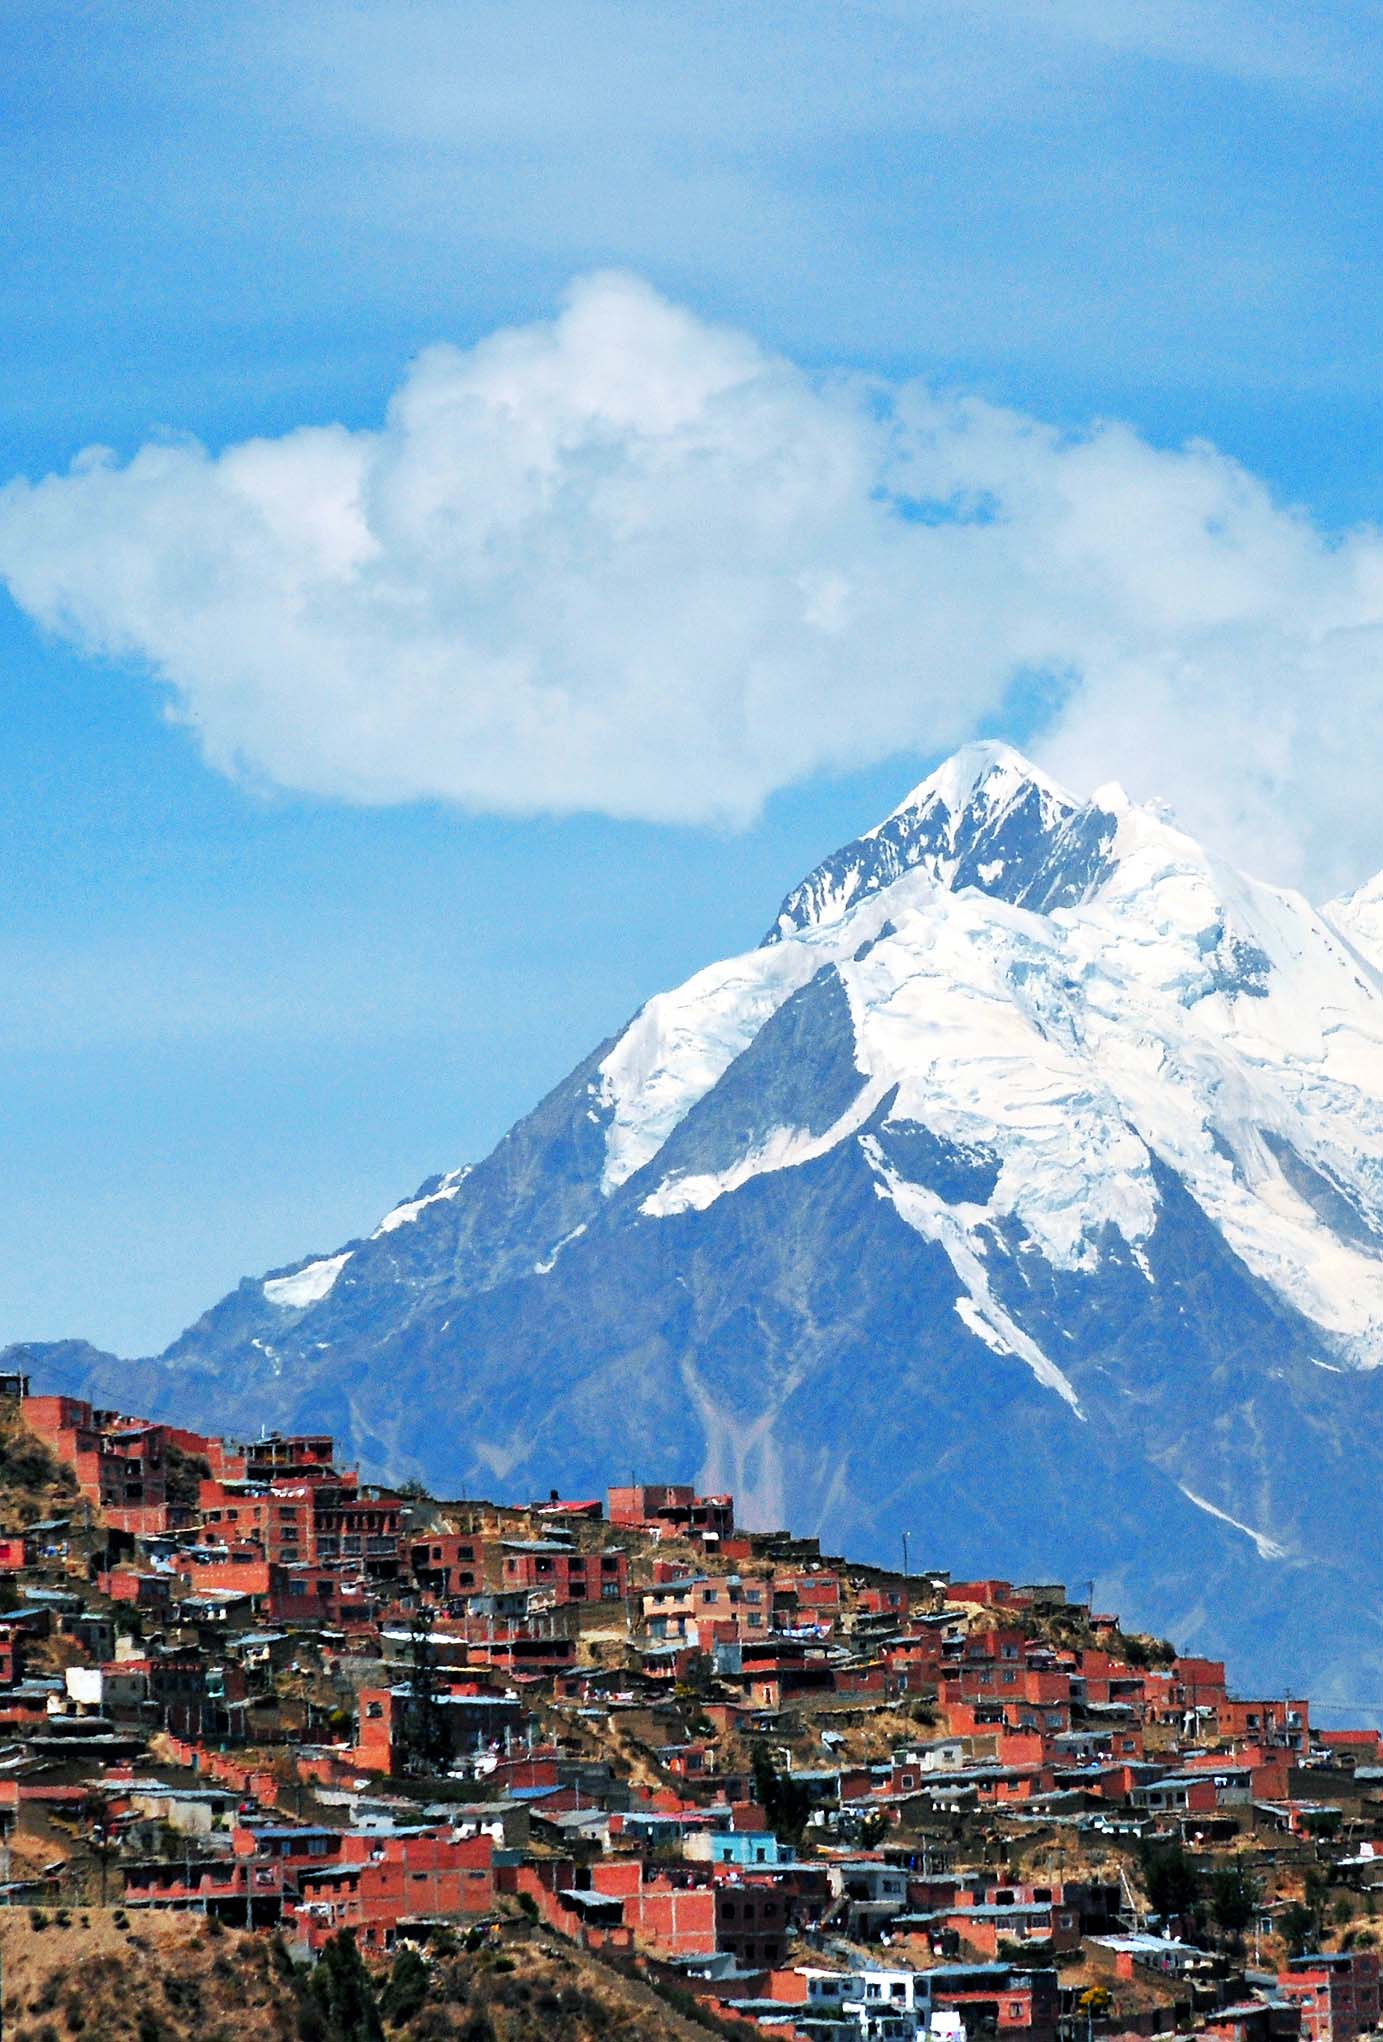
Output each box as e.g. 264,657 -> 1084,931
286,1831 -> 496,1951
198,1479 -> 319,1565
1279,1954 -> 1381,2042
1218,1697 -> 1311,1751
240,1434 -> 336,1484
607,1483 -> 734,1543
410,1533 -> 486,1598
588,1861 -> 788,1965
23,1394 -> 169,1533
97,1567 -> 173,1608
500,1540 -> 628,1605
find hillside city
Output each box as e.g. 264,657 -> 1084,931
0,1370 -> 1381,2042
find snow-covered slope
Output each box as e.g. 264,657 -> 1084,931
1325,872 -> 1383,977
607,741 -> 1383,1369
19,740 -> 1383,1711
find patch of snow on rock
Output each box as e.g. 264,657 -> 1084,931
263,1252 -> 352,1310
373,1167 -> 471,1237
534,1222 -> 588,1275
1177,1484 -> 1287,1561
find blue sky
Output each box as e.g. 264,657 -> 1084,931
6,0 -> 1383,1353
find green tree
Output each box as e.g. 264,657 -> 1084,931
751,1742 -> 811,1845
379,1946 -> 429,2025
399,1610 -> 449,1776
305,1931 -> 384,2042
674,1651 -> 715,1701
1140,1839 -> 1200,1925
163,1441 -> 212,1509
1278,1901 -> 1319,1957
1210,1864 -> 1259,1943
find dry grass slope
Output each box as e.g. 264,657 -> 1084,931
0,1404 -> 80,1530
0,1913 -> 736,2042
375,1934 -> 740,2042
0,1910 -> 305,2041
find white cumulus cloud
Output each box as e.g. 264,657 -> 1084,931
3,271 -> 1383,889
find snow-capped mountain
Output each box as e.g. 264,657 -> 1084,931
20,741 -> 1383,1711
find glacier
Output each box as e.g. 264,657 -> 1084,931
608,741 -> 1383,1363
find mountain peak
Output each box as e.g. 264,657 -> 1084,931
1323,866 -> 1383,978
764,739 -> 1116,943
881,738 -> 1074,834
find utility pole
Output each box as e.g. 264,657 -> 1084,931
91,1822 -> 111,1907
901,1532 -> 911,1583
